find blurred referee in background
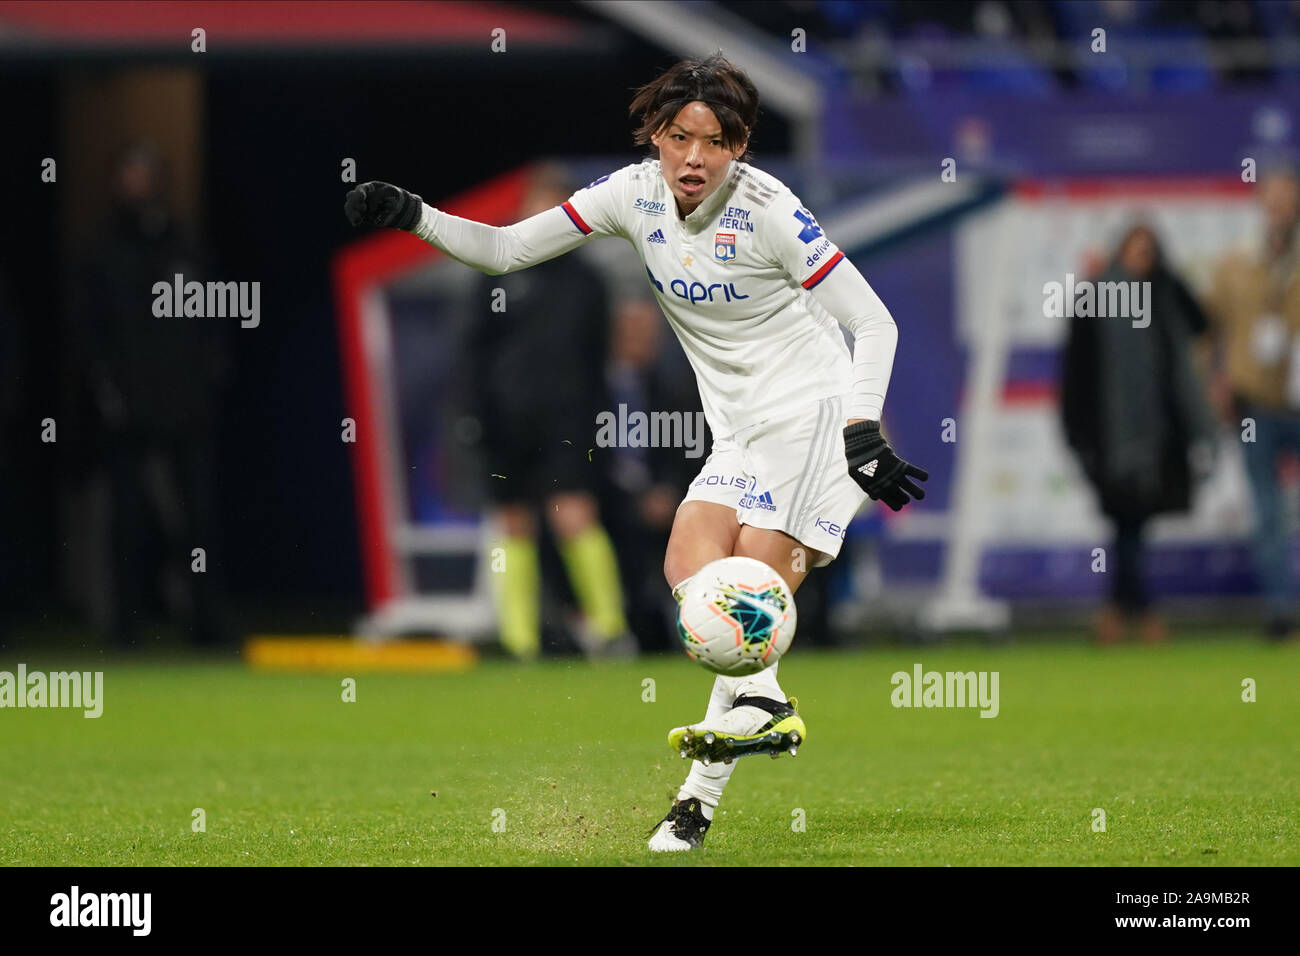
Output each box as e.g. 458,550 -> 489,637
464,164 -> 630,659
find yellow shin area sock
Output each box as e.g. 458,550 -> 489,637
558,525 -> 628,640
496,536 -> 541,659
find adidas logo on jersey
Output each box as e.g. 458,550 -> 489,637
739,489 -> 777,512
647,228 -> 666,244
859,459 -> 879,478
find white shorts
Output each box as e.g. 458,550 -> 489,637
681,395 -> 869,567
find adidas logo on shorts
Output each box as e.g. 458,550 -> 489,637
647,228 -> 666,244
859,459 -> 879,478
739,489 -> 777,512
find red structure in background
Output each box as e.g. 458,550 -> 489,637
0,1 -> 588,47
331,166 -> 532,611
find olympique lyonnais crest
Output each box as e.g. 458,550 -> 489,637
714,232 -> 736,262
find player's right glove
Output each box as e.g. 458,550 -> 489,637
343,181 -> 424,231
844,420 -> 928,512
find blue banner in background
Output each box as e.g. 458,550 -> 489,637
823,88 -> 1300,176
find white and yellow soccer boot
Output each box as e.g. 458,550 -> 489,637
668,695 -> 805,765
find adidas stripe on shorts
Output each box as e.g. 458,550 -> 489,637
681,394 -> 869,566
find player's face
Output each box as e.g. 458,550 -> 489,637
651,101 -> 746,217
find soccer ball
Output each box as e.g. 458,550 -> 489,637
676,556 -> 798,675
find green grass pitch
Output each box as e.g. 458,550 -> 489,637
2,633 -> 1296,866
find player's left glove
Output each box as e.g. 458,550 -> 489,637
844,420 -> 928,512
343,181 -> 424,231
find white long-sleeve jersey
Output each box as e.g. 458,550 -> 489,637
412,157 -> 898,440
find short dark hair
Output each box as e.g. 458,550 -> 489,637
629,53 -> 759,162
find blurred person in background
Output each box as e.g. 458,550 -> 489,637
1062,223 -> 1213,644
70,141 -> 229,648
463,164 -> 631,660
0,272 -> 25,640
1207,165 -> 1300,641
601,296 -> 707,653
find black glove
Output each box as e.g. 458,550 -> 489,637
844,420 -> 928,512
344,181 -> 424,231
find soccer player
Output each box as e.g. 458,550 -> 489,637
344,53 -> 927,851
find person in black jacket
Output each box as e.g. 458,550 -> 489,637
1061,223 -> 1213,643
464,164 -> 629,659
71,142 -> 230,648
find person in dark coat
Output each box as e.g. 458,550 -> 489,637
1061,223 -> 1214,643
71,141 -> 230,647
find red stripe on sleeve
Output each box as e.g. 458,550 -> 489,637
561,201 -> 592,235
802,250 -> 844,289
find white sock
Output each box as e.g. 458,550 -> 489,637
674,663 -> 788,818
675,675 -> 736,819
726,660 -> 786,705
670,575 -> 694,605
